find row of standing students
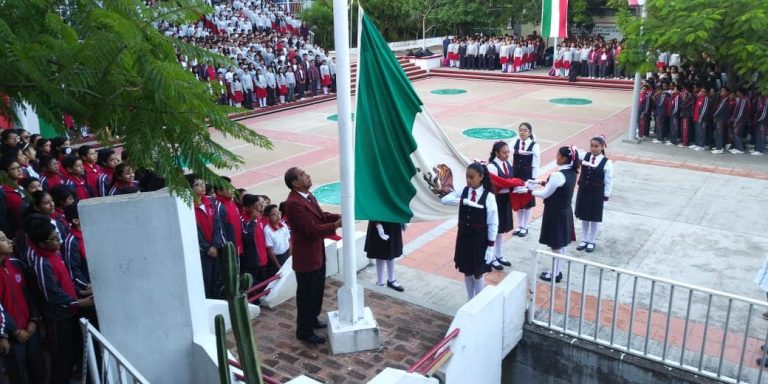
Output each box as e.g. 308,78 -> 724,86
443,129 -> 613,300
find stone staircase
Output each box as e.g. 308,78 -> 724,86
428,67 -> 634,90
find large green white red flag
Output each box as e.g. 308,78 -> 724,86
541,0 -> 569,38
354,10 -> 469,223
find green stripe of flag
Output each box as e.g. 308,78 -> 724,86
542,0 -> 553,38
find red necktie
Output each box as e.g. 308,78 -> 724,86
502,162 -> 508,176
471,190 -> 477,202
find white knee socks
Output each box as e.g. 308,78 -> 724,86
495,234 -> 503,258
464,275 -> 475,299
474,277 -> 485,296
552,247 -> 566,276
375,260 -> 386,286
376,259 -> 397,286
386,259 -> 396,282
589,222 -> 601,243
520,209 -> 531,229
581,220 -> 591,243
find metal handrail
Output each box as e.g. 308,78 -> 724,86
407,328 -> 460,374
80,318 -> 151,384
245,273 -> 281,296
529,249 -> 768,384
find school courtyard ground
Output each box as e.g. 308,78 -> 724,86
215,77 -> 768,382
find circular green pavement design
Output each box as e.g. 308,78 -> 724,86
327,113 -> 355,122
431,89 -> 467,95
462,128 -> 518,140
313,182 -> 341,206
549,97 -> 593,105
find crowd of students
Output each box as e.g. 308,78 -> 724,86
551,37 -> 625,79
0,127 -> 298,382
443,34 -> 545,73
636,57 -> 767,155
157,0 -> 335,109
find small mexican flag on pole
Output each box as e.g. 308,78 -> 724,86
541,0 -> 569,39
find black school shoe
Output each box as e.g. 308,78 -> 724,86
576,241 -> 588,251
517,228 -> 529,237
298,334 -> 326,344
387,280 -> 405,292
585,243 -> 595,253
539,271 -> 562,283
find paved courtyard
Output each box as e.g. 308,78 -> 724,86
217,77 -> 768,382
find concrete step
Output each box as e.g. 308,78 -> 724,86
429,70 -> 633,90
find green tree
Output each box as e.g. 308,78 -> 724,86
298,0 -> 335,48
0,0 -> 271,196
615,0 -> 768,90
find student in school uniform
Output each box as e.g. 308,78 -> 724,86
511,123 -> 540,237
562,46 -> 572,78
440,162 -> 498,301
692,88 -> 711,150
263,204 -> 291,278
240,194 -> 266,285
61,155 -> 91,201
107,163 -> 139,196
276,67 -> 288,104
187,174 -> 225,299
487,141 -> 526,271
0,230 -> 45,384
0,158 -> 28,238
214,176 -> 243,260
499,42 -> 510,73
319,60 -> 331,95
364,221 -> 405,292
527,146 -> 580,283
513,43 -> 524,73
254,69 -> 268,108
96,149 -> 119,197
638,85 -> 652,139
62,205 -> 90,291
574,136 -> 613,253
679,85 -> 695,148
26,219 -> 94,384
729,88 -> 750,154
37,155 -> 64,192
230,74 -> 244,108
754,93 -> 767,155
466,39 -> 477,70
77,145 -> 101,195
652,86 -> 669,143
666,84 -> 681,145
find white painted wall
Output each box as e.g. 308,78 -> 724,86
79,191 -> 219,384
440,285 -> 504,384
347,37 -> 444,55
408,56 -> 442,71
368,368 -> 440,384
496,271 -> 527,356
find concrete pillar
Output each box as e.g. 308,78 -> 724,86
79,190 -> 219,384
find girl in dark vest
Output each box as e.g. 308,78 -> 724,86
364,221 -> 405,292
528,147 -> 580,283
575,135 -> 613,253
487,141 -> 526,270
441,163 -> 499,300
511,123 -> 540,237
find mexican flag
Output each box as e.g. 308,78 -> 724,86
541,0 -> 569,39
354,10 -> 469,223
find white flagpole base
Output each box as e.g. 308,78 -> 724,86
327,307 -> 380,355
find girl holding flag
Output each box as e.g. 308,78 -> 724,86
441,163 -> 498,300
528,146 -> 580,283
511,123 -> 540,238
487,141 -> 526,271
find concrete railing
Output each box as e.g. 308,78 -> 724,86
348,37 -> 443,55
530,249 -> 768,384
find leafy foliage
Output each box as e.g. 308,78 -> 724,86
615,0 -> 768,91
0,0 -> 272,198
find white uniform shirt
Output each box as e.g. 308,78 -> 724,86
580,152 -> 614,197
532,165 -> 571,199
440,185 -> 499,242
264,224 -> 291,255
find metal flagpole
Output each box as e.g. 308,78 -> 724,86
333,0 -> 361,324
626,0 -> 647,143
327,2 -> 379,354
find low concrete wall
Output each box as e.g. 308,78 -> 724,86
504,324 -> 723,384
348,37 -> 443,55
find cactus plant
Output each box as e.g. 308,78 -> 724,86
216,241 -> 264,384
215,315 -> 232,384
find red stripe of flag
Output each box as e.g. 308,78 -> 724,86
559,0 -> 569,38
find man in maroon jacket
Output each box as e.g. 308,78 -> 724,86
283,167 -> 341,344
